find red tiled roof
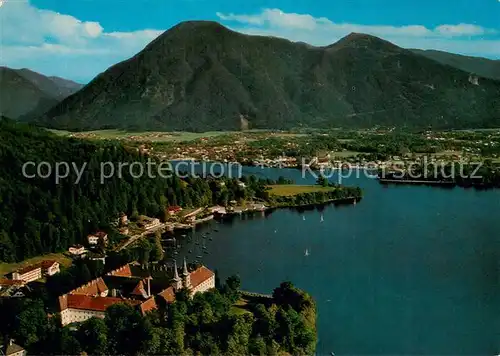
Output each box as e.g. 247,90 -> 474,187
70,277 -> 108,296
40,260 -> 58,269
139,297 -> 157,315
14,264 -> 42,275
159,286 -> 176,303
14,259 -> 59,276
190,266 -> 215,290
131,280 -> 146,296
0,278 -> 25,286
96,231 -> 107,238
64,294 -> 141,312
106,264 -> 133,277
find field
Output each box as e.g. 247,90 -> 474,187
0,253 -> 72,277
47,129 -> 237,142
267,185 -> 335,196
330,150 -> 362,158
230,298 -> 253,316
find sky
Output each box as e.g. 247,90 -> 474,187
1,0 -> 499,82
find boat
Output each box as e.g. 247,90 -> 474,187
204,250 -> 209,254
209,237 -> 213,241
303,216 -> 306,221
214,229 -> 219,232
188,249 -> 192,253
304,249 -> 310,257
320,215 -> 324,222
196,255 -> 203,259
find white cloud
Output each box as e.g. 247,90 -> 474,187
0,0 -> 164,82
216,9 -> 500,58
1,1 -> 499,82
434,23 -> 487,37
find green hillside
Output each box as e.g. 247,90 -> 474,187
0,67 -> 83,119
412,49 -> 500,81
38,21 -> 500,131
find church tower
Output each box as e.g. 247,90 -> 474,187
172,260 -> 182,291
182,258 -> 191,289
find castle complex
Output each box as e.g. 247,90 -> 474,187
58,259 -> 215,326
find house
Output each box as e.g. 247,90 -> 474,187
58,274 -> 156,326
11,265 -> 42,283
167,206 -> 183,216
1,340 -> 26,356
119,213 -> 128,227
87,231 -> 108,245
58,294 -> 146,326
138,216 -> 161,230
159,259 -> 215,304
40,260 -> 60,276
209,206 -> 227,215
68,245 -> 86,256
0,279 -> 26,298
11,260 -> 59,282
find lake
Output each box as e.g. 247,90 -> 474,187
172,163 -> 500,355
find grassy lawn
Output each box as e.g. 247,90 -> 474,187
267,185 -> 335,197
0,253 -> 72,277
230,298 -> 254,316
330,150 -> 361,158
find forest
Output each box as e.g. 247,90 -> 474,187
0,277 -> 317,355
0,119 -> 254,262
0,119 -> 362,262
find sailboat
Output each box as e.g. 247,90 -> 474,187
320,214 -> 324,222
304,249 -> 310,257
303,216 -> 306,221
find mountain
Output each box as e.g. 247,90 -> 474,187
38,21 -> 500,131
0,67 -> 84,119
411,49 -> 500,81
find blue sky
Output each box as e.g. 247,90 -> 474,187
1,0 -> 499,82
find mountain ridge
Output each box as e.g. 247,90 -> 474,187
411,49 -> 500,81
36,21 -> 500,131
0,67 -> 84,119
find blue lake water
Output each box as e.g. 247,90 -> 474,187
173,163 -> 500,355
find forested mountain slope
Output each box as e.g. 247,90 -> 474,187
38,21 -> 500,131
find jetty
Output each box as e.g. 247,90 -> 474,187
240,290 -> 273,299
378,178 -> 456,186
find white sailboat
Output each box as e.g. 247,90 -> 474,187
304,249 -> 310,257
303,216 -> 306,221
320,214 -> 324,222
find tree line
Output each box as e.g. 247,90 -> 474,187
0,278 -> 317,355
0,119 -> 327,262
